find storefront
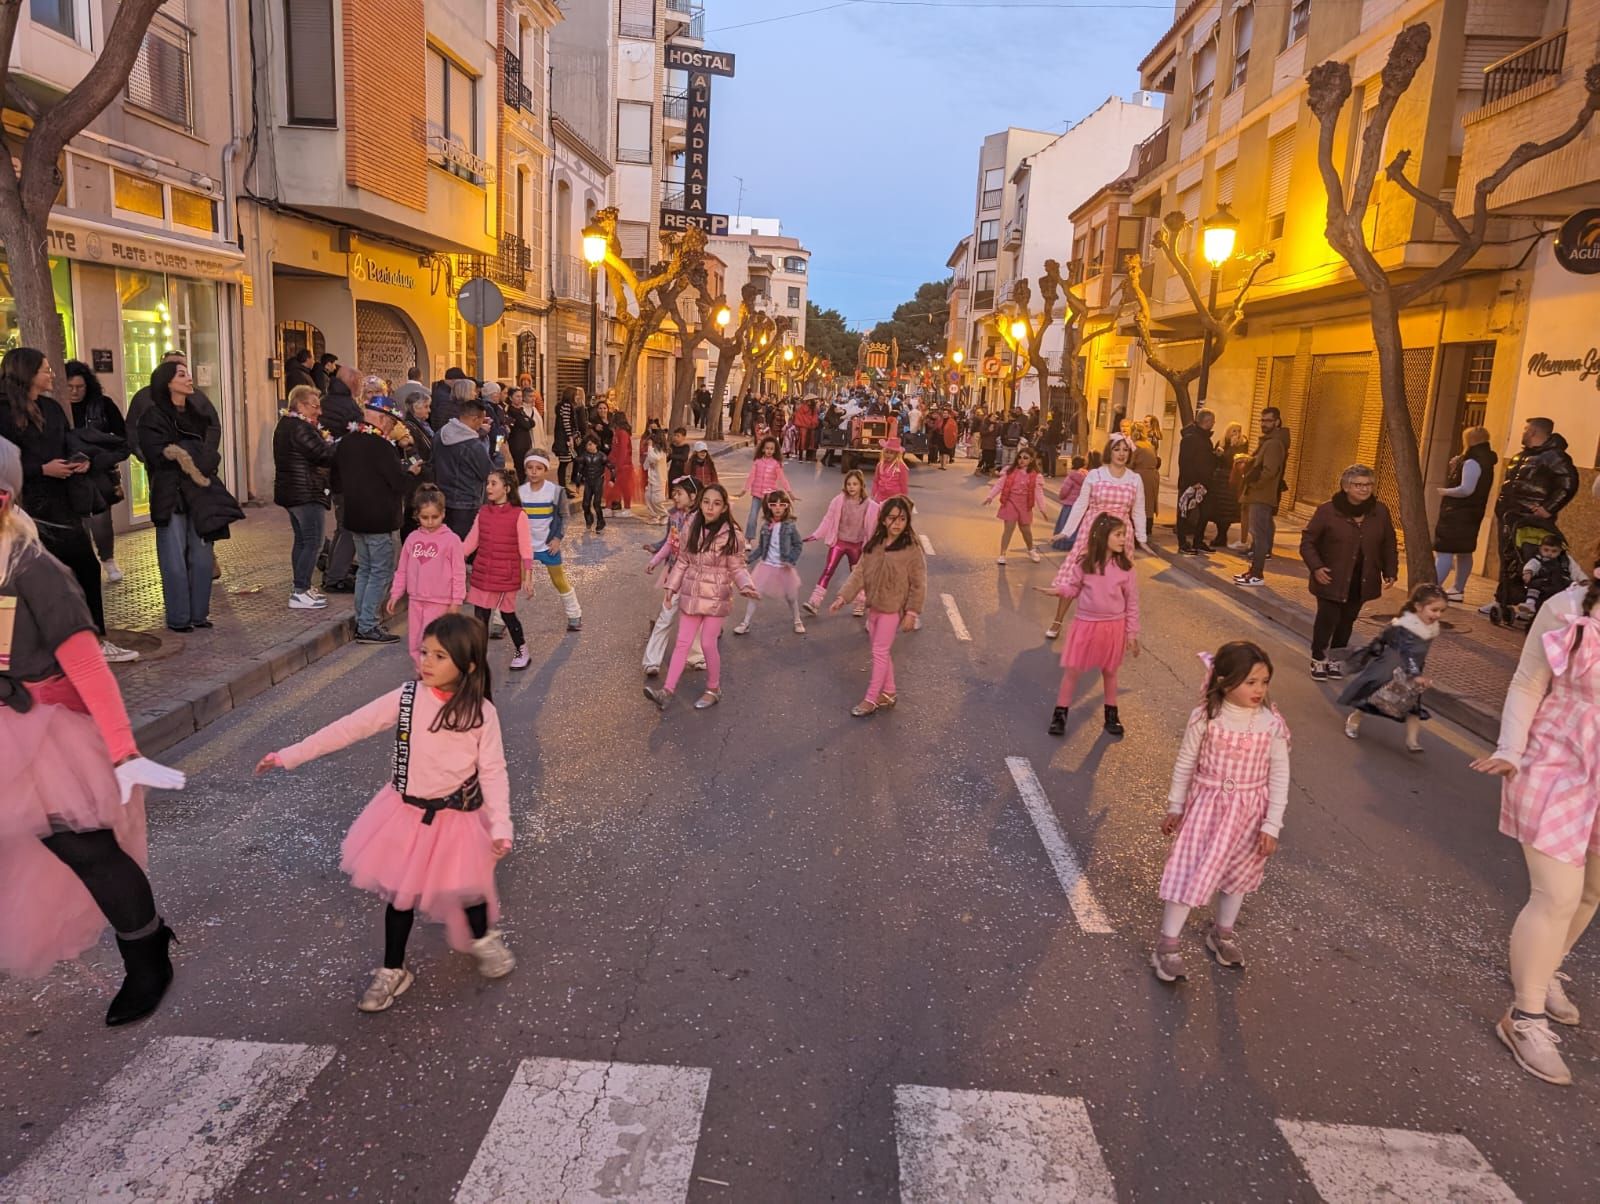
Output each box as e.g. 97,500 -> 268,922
348,236 -> 445,385
0,257 -> 77,360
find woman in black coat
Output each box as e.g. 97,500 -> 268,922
273,385 -> 336,605
64,361 -> 130,583
1432,425 -> 1497,601
1299,463 -> 1399,679
1203,421 -> 1248,550
137,360 -> 222,632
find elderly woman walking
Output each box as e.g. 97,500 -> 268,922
1298,464 -> 1398,681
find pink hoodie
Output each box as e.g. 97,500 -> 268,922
392,526 -> 468,605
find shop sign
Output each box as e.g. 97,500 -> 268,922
685,72 -> 712,216
44,216 -> 243,281
1526,348 -> 1600,388
661,209 -> 729,236
1554,209 -> 1600,275
349,250 -> 417,291
664,46 -> 736,77
91,349 -> 114,374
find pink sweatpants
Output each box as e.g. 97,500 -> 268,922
666,614 -> 724,692
408,599 -> 454,669
865,610 -> 900,704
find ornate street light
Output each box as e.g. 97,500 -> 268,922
581,225 -> 608,395
1007,317 -> 1029,414
714,305 -> 732,329
1196,204 -> 1239,410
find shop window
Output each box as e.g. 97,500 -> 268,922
0,257 -> 76,359
113,169 -> 165,221
284,0 -> 337,126
170,186 -> 216,233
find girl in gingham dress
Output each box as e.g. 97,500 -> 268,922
1152,641 -> 1290,983
1045,434 -> 1150,640
1473,557 -> 1600,1087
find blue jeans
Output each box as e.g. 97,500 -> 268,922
1435,551 -> 1472,594
154,511 -> 214,628
352,532 -> 396,632
286,503 -> 326,592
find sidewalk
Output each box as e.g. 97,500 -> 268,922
103,437 -> 753,755
1145,484 -> 1519,743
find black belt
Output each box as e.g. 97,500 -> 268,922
396,777 -> 484,825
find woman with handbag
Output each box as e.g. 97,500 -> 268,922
1338,584 -> 1447,752
63,361 -> 131,586
1298,464 -> 1398,681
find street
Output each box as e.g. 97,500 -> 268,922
1,459 -> 1594,1202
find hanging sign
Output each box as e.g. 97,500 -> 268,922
685,72 -> 712,216
1554,208 -> 1600,275
665,46 -> 735,76
661,210 -> 730,236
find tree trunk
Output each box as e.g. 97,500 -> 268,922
705,353 -> 734,441
1370,292 -> 1436,586
668,352 -> 696,432
614,336 -> 647,432
0,203 -> 70,417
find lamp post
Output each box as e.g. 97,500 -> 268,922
581,224 -> 608,397
1008,317 -> 1028,415
782,344 -> 796,397
1195,204 -> 1238,411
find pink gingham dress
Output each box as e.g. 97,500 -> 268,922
1053,475 -> 1141,589
1159,705 -> 1291,907
1499,609 -> 1600,865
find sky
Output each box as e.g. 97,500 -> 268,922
701,0 -> 1176,332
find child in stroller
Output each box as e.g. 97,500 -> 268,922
1488,521 -> 1581,629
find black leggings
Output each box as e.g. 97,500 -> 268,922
384,902 -> 488,968
582,483 -> 605,527
41,828 -> 157,936
473,605 -> 524,648
42,521 -> 105,636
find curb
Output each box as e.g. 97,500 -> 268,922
129,611 -> 364,756
1150,545 -> 1501,744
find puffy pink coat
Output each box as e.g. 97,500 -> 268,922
663,522 -> 754,616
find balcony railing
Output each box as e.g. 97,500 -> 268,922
459,234 -> 532,289
427,128 -> 492,186
662,189 -> 686,211
664,92 -> 688,122
553,254 -> 594,302
1482,29 -> 1566,106
503,48 -> 533,112
1135,122 -> 1170,183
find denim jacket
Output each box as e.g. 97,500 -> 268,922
747,518 -> 803,567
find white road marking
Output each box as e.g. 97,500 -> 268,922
454,1058 -> 711,1203
1,1036 -> 334,1202
918,533 -> 936,555
1276,1119 -> 1518,1203
1006,756 -> 1115,933
894,1085 -> 1117,1203
940,593 -> 971,642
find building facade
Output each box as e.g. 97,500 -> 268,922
705,224 -> 812,397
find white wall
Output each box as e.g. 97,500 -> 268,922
1509,240 -> 1600,471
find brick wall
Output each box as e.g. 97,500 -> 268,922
343,0 -> 427,212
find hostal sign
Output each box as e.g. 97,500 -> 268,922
661,44 -> 734,236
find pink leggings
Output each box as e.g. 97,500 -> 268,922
815,541 -> 864,591
408,600 -> 454,669
666,613 -> 724,692
1056,667 -> 1119,708
865,610 -> 900,703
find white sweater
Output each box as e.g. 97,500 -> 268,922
1166,701 -> 1292,837
1492,584 -> 1589,769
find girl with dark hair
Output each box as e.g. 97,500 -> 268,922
984,444 -> 1049,565
1040,513 -> 1140,738
830,496 -> 927,717
606,410 -> 635,512
642,476 -> 706,677
463,469 -> 535,672
1152,640 -> 1290,983
1339,584 -> 1448,752
645,483 -> 758,711
257,612 -> 515,1013
803,469 -> 877,617
63,360 -> 130,585
1473,544 -> 1600,1086
1045,434 -> 1149,639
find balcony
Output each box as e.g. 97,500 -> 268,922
427,128 -> 492,187
553,254 -> 595,303
459,234 -> 532,289
1003,218 -> 1023,250
503,48 -> 533,112
1482,29 -> 1566,106
664,92 -> 687,123
1135,123 -> 1170,183
666,0 -> 705,40
662,189 -> 686,211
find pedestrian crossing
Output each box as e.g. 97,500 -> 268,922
0,1038 -> 1523,1202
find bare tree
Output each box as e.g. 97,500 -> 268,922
997,262 -> 1100,452
1307,27 -> 1600,582
701,282 -> 762,440
0,0 -> 166,403
1124,213 -> 1275,430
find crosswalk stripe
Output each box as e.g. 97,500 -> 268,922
894,1085 -> 1116,1203
1006,757 -> 1115,933
0,1036 -> 334,1203
453,1057 -> 711,1203
918,533 -> 936,556
940,593 -> 971,642
1276,1119 -> 1518,1203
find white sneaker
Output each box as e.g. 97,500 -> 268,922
100,640 -> 140,664
733,621 -> 750,635
289,591 -> 327,610
1344,713 -> 1361,740
357,966 -> 414,1013
1027,548 -> 1042,563
469,930 -> 516,978
509,646 -> 531,671
1548,972 -> 1581,1026
1478,602 -> 1496,616
996,556 -> 1008,565
1496,1010 -> 1572,1085
102,559 -> 123,583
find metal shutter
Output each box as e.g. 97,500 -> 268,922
355,303 -> 421,392
1459,36 -> 1534,91
1267,130 -> 1294,215
285,0 -> 337,125
1216,161 -> 1236,206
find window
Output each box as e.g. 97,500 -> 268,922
1267,129 -> 1293,239
113,169 -> 165,220
787,287 -> 801,308
1189,34 -> 1217,127
426,48 -> 484,183
974,269 -> 995,308
1229,3 -> 1253,94
977,219 -> 999,260
1283,0 -> 1309,50
1215,160 -> 1237,207
284,0 -> 337,126
1087,224 -> 1106,272
127,4 -> 193,131
784,256 -> 807,274
30,0 -> 79,40
618,0 -> 654,39
617,100 -> 652,164
981,166 -> 1003,210
170,185 -> 216,233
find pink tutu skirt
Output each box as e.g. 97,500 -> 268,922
340,785 -> 499,950
0,702 -> 150,978
1060,617 -> 1126,672
752,562 -> 802,598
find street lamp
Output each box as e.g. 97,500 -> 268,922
714,305 -> 732,330
782,344 -> 796,396
1007,317 -> 1028,415
1195,204 -> 1238,411
582,224 -> 608,396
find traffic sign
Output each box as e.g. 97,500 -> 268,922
457,277 -> 505,328
947,384 -> 959,396
982,356 -> 1002,377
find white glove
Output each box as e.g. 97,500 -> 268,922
114,757 -> 187,805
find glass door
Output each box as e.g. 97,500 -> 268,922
118,270 -> 170,519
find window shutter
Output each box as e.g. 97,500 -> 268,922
1216,161 -> 1236,206
1192,39 -> 1217,92
1267,130 -> 1294,215
285,0 -> 337,126
618,220 -> 650,262
1233,3 -> 1253,56
1459,36 -> 1533,91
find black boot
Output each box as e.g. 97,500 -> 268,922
1103,705 -> 1125,738
1048,706 -> 1069,736
106,923 -> 176,1027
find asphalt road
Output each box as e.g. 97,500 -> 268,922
2,456 -> 1597,1202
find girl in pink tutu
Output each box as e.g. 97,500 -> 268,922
0,434 -> 185,1026
1041,514 -> 1140,739
387,486 -> 466,671
1152,641 -> 1290,983
734,490 -> 806,636
983,444 -> 1050,565
256,613 -> 513,1013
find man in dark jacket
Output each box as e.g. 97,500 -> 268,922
272,389 -> 336,609
430,366 -> 471,431
1489,417 -> 1580,610
312,352 -> 339,394
333,397 -> 416,642
1233,407 -> 1291,586
433,399 -> 494,540
1175,410 -> 1217,554
315,364 -> 366,591
284,349 -> 317,395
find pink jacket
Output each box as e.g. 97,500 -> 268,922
807,493 -> 879,547
1054,556 -> 1140,638
276,686 -> 512,843
1058,468 -> 1087,507
746,457 -> 791,497
392,527 -> 467,605
985,469 -> 1042,512
663,523 -> 754,616
872,459 -> 909,502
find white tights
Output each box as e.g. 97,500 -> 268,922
741,590 -> 802,627
1509,845 -> 1600,1014
1160,892 -> 1245,940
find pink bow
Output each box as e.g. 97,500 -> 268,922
1197,651 -> 1214,700
1543,615 -> 1599,678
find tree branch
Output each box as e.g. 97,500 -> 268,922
1221,250 -> 1276,333
1123,251 -> 1199,396
1384,148 -> 1470,243
1153,215 -> 1218,332
1306,56 -> 1386,288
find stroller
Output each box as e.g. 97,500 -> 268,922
1486,520 -> 1576,631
